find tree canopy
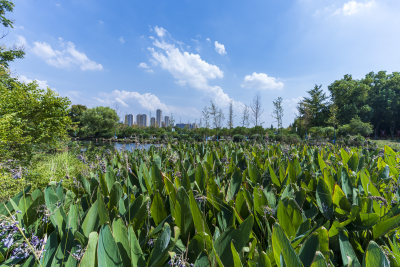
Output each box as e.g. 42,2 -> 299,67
79,106 -> 119,138
0,67 -> 71,160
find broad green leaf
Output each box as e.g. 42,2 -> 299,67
109,182 -> 123,210
80,232 -> 98,267
151,192 -> 167,226
174,187 -> 194,243
269,165 -> 281,187
231,242 -> 243,267
311,251 -> 327,267
247,162 -> 260,183
98,225 -> 123,267
112,218 -> 131,266
128,226 -> 146,267
277,198 -> 303,239
40,231 -> 58,267
299,233 -> 320,267
272,223 -> 303,267
148,223 -> 171,267
214,215 -> 254,267
66,204 -> 79,234
316,178 -> 333,219
195,164 -> 207,192
338,231 -> 361,267
150,163 -> 164,192
82,200 -> 99,237
194,252 -> 210,267
189,191 -> 211,236
372,213 -> 400,239
227,169 -> 242,201
363,241 -> 390,267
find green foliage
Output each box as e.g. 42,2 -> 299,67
80,106 -> 119,138
1,142 -> 400,266
0,0 -> 25,67
298,84 -> 330,128
0,68 -> 71,161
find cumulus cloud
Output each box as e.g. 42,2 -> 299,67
334,0 -> 374,16
241,72 -> 284,90
214,41 -> 227,55
147,26 -> 237,107
32,39 -> 103,71
119,36 -> 126,44
138,62 -> 153,73
18,75 -> 50,90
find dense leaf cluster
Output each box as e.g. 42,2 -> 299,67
0,142 -> 400,266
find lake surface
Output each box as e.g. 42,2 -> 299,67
77,141 -> 161,152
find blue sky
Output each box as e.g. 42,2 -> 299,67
6,0 -> 400,126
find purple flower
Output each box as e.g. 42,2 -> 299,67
3,235 -> 14,248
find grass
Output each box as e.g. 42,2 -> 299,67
0,150 -> 88,201
373,139 -> 400,151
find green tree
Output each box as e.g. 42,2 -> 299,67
272,97 -> 283,132
68,104 -> 87,136
328,75 -> 371,124
0,68 -> 71,160
297,85 -> 330,128
80,106 -> 119,138
364,71 -> 400,137
0,0 -> 24,67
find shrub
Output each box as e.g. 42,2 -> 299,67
348,116 -> 373,137
233,134 -> 245,142
250,134 -> 262,141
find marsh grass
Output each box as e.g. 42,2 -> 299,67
0,150 -> 88,201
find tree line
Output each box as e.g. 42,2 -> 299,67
295,72 -> 400,138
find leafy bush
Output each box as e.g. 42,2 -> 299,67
339,116 -> 373,137
250,134 -> 262,141
233,134 -> 245,142
0,69 -> 71,161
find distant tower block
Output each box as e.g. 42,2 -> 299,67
164,116 -> 170,127
156,109 -> 162,127
124,114 -> 133,126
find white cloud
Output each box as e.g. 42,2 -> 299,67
241,72 -> 284,90
95,90 -> 170,112
206,37 -> 211,42
154,26 -> 167,38
138,62 -> 153,73
334,0 -> 374,16
15,35 -> 27,48
147,26 -> 238,107
32,39 -> 103,71
18,75 -> 50,90
119,36 -> 125,44
214,41 -> 227,55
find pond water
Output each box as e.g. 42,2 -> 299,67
77,141 -> 161,152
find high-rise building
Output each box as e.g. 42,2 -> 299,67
136,114 -> 147,127
141,114 -> 147,127
164,116 -> 170,127
156,109 -> 162,127
150,117 -> 156,127
136,114 -> 141,126
124,114 -> 133,126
